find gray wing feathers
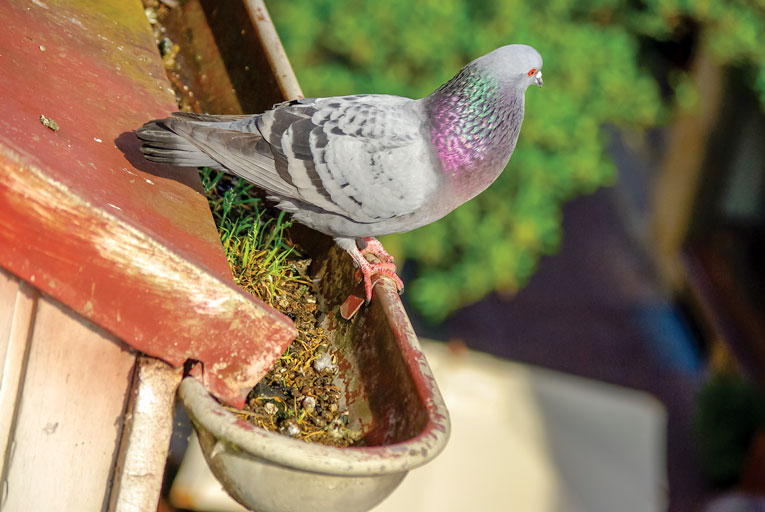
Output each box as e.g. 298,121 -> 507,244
258,96 -> 437,222
167,120 -> 299,198
139,95 -> 437,225
138,113 -> 300,197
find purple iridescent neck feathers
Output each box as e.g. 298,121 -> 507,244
423,44 -> 542,201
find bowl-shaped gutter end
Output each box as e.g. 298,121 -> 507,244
178,281 -> 451,512
196,425 -> 408,512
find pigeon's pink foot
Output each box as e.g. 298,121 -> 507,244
353,260 -> 404,301
339,237 -> 404,320
350,237 -> 404,301
358,237 -> 394,263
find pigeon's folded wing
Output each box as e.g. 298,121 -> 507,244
255,96 -> 440,223
150,96 -> 440,224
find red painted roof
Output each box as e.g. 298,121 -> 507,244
0,0 -> 295,407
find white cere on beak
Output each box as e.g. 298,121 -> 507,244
534,70 -> 543,88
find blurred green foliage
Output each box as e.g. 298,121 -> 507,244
266,0 -> 763,321
633,0 -> 765,105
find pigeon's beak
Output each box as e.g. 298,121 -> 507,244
534,70 -> 543,88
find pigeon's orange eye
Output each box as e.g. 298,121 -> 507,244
527,68 -> 537,76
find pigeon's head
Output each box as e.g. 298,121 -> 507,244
476,44 -> 543,90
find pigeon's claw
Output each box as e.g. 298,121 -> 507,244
339,237 -> 404,319
354,260 -> 404,302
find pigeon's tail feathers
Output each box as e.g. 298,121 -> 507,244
137,120 -> 220,168
140,114 -> 300,199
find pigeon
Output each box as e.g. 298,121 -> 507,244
137,44 -> 543,314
